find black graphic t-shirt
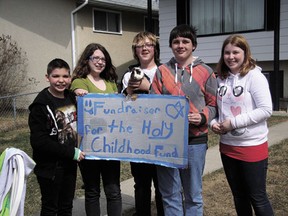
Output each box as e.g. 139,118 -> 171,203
51,96 -> 77,147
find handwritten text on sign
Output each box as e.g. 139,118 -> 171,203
77,94 -> 189,168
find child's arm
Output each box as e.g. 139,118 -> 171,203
74,88 -> 88,96
73,148 -> 85,161
70,78 -> 88,96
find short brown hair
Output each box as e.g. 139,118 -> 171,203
47,58 -> 70,76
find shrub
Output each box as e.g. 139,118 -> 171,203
0,34 -> 28,96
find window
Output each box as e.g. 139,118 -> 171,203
144,17 -> 159,36
93,9 -> 122,34
189,0 -> 266,36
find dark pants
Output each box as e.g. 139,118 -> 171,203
130,162 -> 164,216
221,154 -> 274,216
79,159 -> 122,216
37,166 -> 77,216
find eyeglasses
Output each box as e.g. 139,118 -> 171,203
218,85 -> 244,97
135,43 -> 154,49
89,56 -> 106,63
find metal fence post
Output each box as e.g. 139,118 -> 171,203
13,97 -> 17,126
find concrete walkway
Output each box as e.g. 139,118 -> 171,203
67,113 -> 288,215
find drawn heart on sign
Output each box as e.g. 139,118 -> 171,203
230,106 -> 241,117
166,101 -> 184,119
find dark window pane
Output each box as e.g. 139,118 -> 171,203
94,11 -> 107,31
107,12 -> 120,32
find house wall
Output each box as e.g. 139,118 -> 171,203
74,5 -> 149,79
195,0 -> 288,63
0,0 -> 156,98
158,0 -> 176,62
158,0 -> 288,98
0,0 -> 74,93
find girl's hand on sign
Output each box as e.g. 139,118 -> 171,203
74,88 -> 88,96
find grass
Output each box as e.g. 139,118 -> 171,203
0,115 -> 287,215
0,109 -> 29,132
202,139 -> 288,216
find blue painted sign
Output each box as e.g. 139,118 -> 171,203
77,94 -> 189,168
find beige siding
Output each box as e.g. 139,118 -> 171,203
0,0 -> 156,96
74,6 -> 151,78
0,0 -> 74,93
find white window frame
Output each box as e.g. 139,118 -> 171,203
93,8 -> 122,35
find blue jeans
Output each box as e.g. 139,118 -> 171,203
79,159 -> 122,216
221,154 -> 274,216
157,143 -> 207,216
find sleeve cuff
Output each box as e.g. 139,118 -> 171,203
199,113 -> 207,126
73,148 -> 81,161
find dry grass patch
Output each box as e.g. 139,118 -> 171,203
202,139 -> 288,215
0,116 -> 287,215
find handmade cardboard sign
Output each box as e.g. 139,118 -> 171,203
77,94 -> 189,168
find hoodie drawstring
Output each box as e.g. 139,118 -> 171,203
189,63 -> 193,83
174,62 -> 194,84
174,63 -> 178,84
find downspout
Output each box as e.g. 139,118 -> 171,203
71,0 -> 89,69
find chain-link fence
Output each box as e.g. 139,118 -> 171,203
0,92 -> 39,132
